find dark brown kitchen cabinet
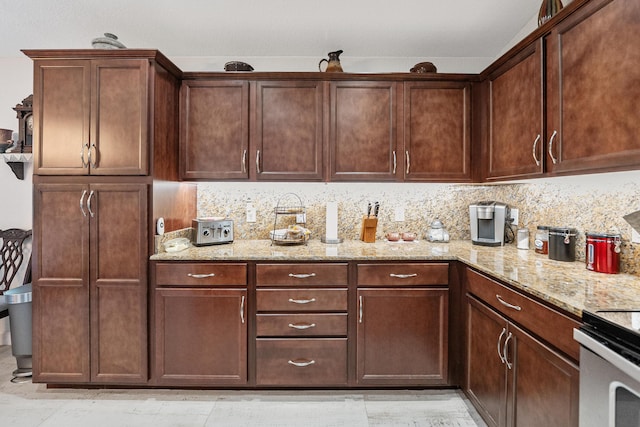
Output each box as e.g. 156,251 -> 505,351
32,180 -> 148,384
466,296 -> 579,427
180,80 -> 250,180
403,82 -> 472,182
152,262 -> 248,386
485,41 -> 544,180
32,59 -> 149,176
252,80 -> 324,180
356,263 -> 449,386
544,0 -> 640,175
329,81 -> 400,181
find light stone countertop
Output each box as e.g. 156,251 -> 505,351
151,239 -> 640,318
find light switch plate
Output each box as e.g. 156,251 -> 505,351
246,204 -> 256,223
394,206 -> 405,222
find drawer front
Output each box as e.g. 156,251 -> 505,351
357,263 -> 449,286
257,289 -> 348,312
466,267 -> 580,361
256,313 -> 348,337
256,338 -> 347,385
155,262 -> 247,286
256,263 -> 348,287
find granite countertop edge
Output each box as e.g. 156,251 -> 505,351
151,239 -> 640,319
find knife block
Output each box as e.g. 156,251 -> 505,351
360,217 -> 378,243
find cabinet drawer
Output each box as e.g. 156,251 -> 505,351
466,267 -> 580,361
257,289 -> 347,312
256,338 -> 347,385
155,263 -> 247,286
256,263 -> 348,287
357,263 -> 449,286
256,313 -> 347,337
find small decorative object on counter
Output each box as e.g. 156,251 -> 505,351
428,219 -> 450,242
410,61 -> 437,73
586,232 -> 621,274
224,61 -> 254,71
517,228 -> 530,250
548,227 -> 577,261
272,193 -> 309,245
538,0 -> 563,26
319,50 -> 344,72
534,225 -> 549,254
91,33 -> 126,49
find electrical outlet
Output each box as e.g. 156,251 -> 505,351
296,213 -> 306,223
394,206 -> 405,222
246,203 -> 256,223
632,229 -> 640,244
511,208 -> 519,226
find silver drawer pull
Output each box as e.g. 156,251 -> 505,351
288,359 -> 316,367
288,273 -> 317,279
187,273 -> 216,279
288,298 -> 316,304
389,273 -> 418,279
496,294 -> 522,311
288,323 -> 316,330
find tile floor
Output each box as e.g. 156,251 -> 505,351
0,346 -> 487,426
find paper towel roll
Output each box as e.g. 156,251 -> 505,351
326,201 -> 338,240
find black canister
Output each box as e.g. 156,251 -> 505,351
548,227 -> 577,261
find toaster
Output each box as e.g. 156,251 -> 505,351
192,218 -> 234,246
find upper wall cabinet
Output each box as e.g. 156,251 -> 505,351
545,0 -> 640,175
403,82 -> 472,182
329,81 -> 400,181
485,41 -> 544,181
32,58 -> 150,176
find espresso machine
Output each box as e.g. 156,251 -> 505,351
469,201 -> 510,246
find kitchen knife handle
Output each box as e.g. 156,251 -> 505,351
548,130 -> 558,164
405,150 -> 410,175
288,359 -> 315,367
496,294 -> 522,311
187,273 -> 216,279
79,190 -> 88,217
532,134 -> 541,166
288,273 -> 316,279
497,328 -> 507,364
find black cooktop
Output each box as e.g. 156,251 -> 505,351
582,309 -> 640,363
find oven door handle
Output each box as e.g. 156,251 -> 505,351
574,328 -> 640,383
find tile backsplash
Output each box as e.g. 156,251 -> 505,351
197,170 -> 640,275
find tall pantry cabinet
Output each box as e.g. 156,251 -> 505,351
26,50 -> 190,384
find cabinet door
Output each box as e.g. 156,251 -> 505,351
466,296 -> 508,427
403,82 -> 471,181
180,80 -> 249,180
33,60 -> 91,175
486,41 -> 544,180
546,0 -> 640,174
508,323 -> 579,427
253,81 -> 324,180
357,288 -> 448,385
32,183 -> 90,383
90,183 -> 148,383
329,81 -> 399,181
154,288 -> 247,385
90,60 -> 149,175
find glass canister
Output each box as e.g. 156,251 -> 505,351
534,226 -> 549,254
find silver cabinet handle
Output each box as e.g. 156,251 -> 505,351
242,149 -> 247,173
497,328 -> 506,364
288,323 -> 316,330
79,190 -> 88,217
187,273 -> 216,279
256,150 -> 261,174
392,150 -> 397,174
359,295 -> 363,323
288,298 -> 316,304
288,273 -> 316,279
240,295 -> 245,324
288,359 -> 315,367
503,332 -> 513,370
405,150 -> 410,175
89,143 -> 98,169
389,273 -> 418,279
532,134 -> 541,166
496,295 -> 522,311
80,143 -> 89,168
86,190 -> 95,218
548,130 -> 558,164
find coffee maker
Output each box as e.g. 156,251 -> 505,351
469,201 -> 510,246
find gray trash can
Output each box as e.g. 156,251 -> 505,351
4,283 -> 32,381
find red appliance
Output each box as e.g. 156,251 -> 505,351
586,232 -> 621,274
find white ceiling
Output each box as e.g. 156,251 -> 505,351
1,0 -> 544,70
